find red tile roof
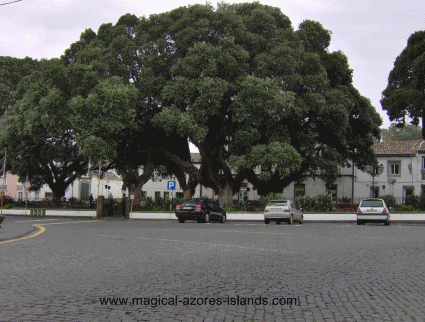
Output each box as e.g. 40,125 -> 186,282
373,140 -> 424,156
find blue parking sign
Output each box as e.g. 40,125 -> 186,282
167,181 -> 176,190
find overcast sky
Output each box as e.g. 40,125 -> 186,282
1,0 -> 424,130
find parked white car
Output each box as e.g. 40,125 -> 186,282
264,200 -> 303,225
357,198 -> 390,225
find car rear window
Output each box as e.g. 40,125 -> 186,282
181,199 -> 203,205
267,201 -> 288,206
361,200 -> 384,207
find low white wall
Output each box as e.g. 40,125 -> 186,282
2,209 -> 425,221
1,209 -> 96,217
305,214 -> 356,221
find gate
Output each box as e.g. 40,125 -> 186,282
80,182 -> 90,202
103,198 -> 114,217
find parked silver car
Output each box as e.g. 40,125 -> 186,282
357,198 -> 390,225
264,200 -> 303,225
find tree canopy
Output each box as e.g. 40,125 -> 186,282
0,56 -> 39,116
381,30 -> 425,138
0,53 -> 137,203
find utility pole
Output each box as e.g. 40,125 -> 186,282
1,151 -> 6,215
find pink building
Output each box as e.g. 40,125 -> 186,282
1,172 -> 33,201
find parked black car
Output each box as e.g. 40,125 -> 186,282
175,198 -> 226,223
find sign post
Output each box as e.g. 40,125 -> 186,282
130,194 -> 134,219
1,151 -> 6,215
167,181 -> 176,219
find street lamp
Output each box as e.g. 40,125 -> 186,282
364,164 -> 384,197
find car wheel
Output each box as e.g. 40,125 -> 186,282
220,214 -> 226,223
265,218 -> 270,224
288,215 -> 293,225
299,215 -> 303,225
178,218 -> 185,223
204,212 -> 210,223
357,220 -> 361,225
276,220 -> 281,225
385,219 -> 390,226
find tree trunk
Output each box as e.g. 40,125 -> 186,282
183,189 -> 193,199
131,182 -> 144,204
51,186 -> 66,206
218,184 -> 234,207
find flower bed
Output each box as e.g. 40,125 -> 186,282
337,203 -> 359,212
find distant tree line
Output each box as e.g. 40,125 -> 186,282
380,123 -> 422,141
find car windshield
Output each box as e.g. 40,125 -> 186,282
267,201 -> 288,206
361,200 -> 384,207
181,199 -> 203,205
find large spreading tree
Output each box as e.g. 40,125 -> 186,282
147,3 -> 381,204
59,19 -> 200,200
0,54 -> 138,204
381,30 -> 425,138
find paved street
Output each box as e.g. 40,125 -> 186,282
1,218 -> 425,321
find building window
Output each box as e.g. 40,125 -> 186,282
45,192 -> 52,198
326,185 -> 337,201
390,164 -> 399,175
154,191 -> 160,201
388,161 -> 401,176
0,176 -> 6,190
18,192 -> 23,200
176,192 -> 184,198
370,186 -> 379,198
294,184 -> 305,197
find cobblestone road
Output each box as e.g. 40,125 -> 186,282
1,218 -> 425,321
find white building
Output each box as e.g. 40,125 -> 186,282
354,140 -> 425,204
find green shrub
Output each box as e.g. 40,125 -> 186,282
230,200 -> 250,211
405,195 -> 420,209
150,205 -> 167,212
400,205 -> 417,212
380,195 -> 397,209
2,195 -> 15,205
338,197 -> 352,204
4,203 -> 12,209
295,193 -> 335,212
419,194 -> 425,210
143,197 -> 155,210
258,192 -> 285,211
